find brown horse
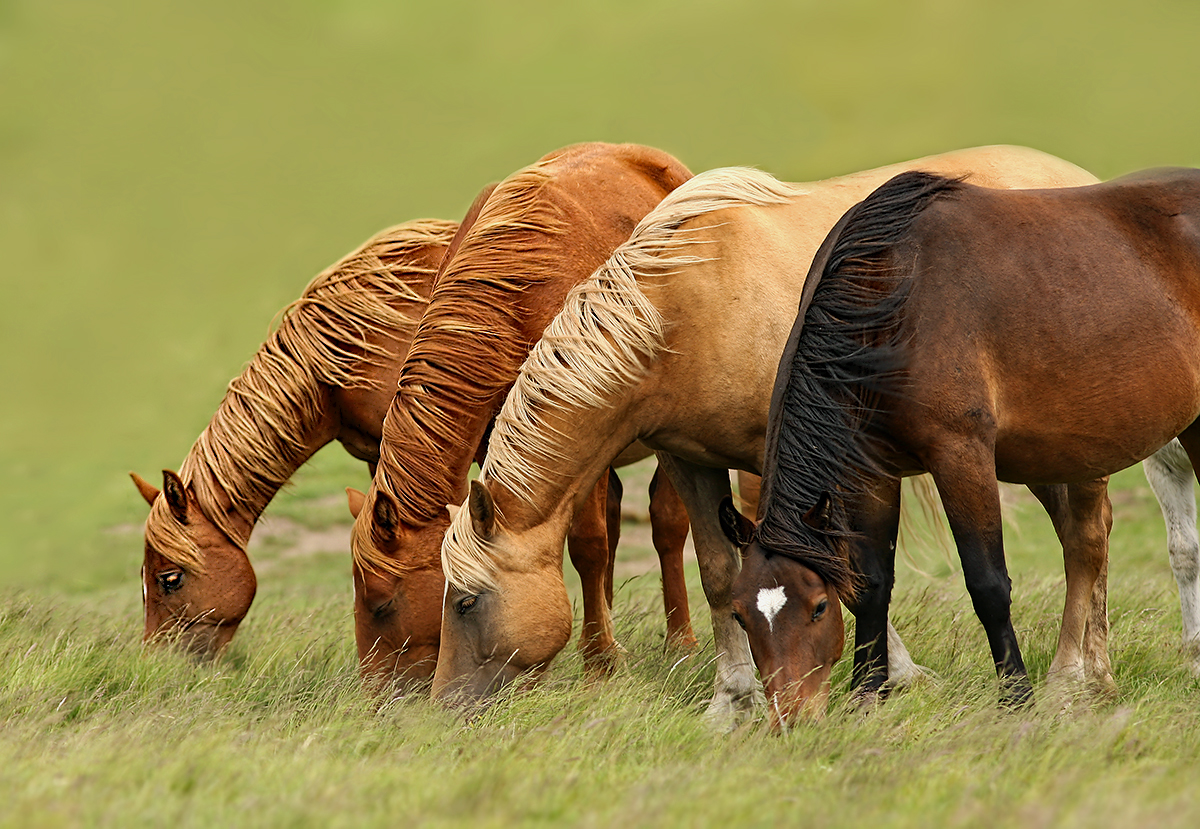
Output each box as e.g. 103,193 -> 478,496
728,168 -> 1200,724
132,211 -> 693,667
132,220 -> 456,657
349,143 -> 696,687
431,147 -> 1104,726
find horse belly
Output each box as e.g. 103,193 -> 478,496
990,360 -> 1200,484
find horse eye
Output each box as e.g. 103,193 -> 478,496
812,598 -> 829,622
456,595 -> 479,615
158,570 -> 185,594
731,610 -> 747,631
372,598 -> 395,619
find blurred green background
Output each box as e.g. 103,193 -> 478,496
3,0 -> 1200,591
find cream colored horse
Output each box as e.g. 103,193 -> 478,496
433,146 -> 1104,724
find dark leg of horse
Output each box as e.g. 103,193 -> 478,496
605,467 -> 623,608
1028,480 -> 1114,693
648,466 -> 696,649
928,443 -> 1031,707
844,476 -> 902,704
567,470 -> 619,678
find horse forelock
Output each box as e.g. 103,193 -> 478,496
482,167 -> 804,506
756,171 -> 963,598
176,220 -> 456,553
144,494 -> 205,573
440,499 -> 501,593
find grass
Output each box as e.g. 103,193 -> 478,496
4,468 -> 1200,827
5,0 -> 1200,825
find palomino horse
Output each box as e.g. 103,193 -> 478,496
726,168 -> 1200,724
132,208 -> 693,670
349,143 -> 696,685
432,147 -> 1108,726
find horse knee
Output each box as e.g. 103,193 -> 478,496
965,573 -> 1013,627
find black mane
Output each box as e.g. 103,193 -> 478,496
755,171 -> 964,596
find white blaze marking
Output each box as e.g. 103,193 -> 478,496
757,585 -> 788,633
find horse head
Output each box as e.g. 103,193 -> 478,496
721,496 -> 845,728
131,470 -> 257,659
347,486 -> 446,693
430,480 -> 573,707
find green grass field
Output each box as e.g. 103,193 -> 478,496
4,1 -> 1200,825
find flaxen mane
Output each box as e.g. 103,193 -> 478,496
146,220 -> 457,570
366,162 -> 574,566
441,168 -> 804,592
756,171 -> 963,596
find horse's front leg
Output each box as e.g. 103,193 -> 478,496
567,469 -> 620,678
928,441 -> 1031,707
654,452 -> 759,729
842,476 -> 902,705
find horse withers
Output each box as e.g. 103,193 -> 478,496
727,168 -> 1200,723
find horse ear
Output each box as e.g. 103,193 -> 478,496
346,487 -> 366,519
718,495 -> 755,548
372,490 -> 401,543
162,470 -> 188,522
468,480 -> 496,540
130,472 -> 160,506
802,492 -> 835,533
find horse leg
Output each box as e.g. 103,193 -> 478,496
928,441 -> 1031,706
1028,480 -> 1114,694
841,476 -> 902,704
605,467 -> 622,608
1143,440 -> 1200,674
654,452 -> 758,729
648,465 -> 696,649
567,469 -> 619,679
736,470 -> 762,517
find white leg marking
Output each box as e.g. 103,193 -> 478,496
757,585 -> 788,633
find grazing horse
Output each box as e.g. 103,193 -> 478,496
132,210 -> 693,668
431,146 -> 1106,725
349,143 -> 696,687
726,168 -> 1200,724
132,219 -> 456,658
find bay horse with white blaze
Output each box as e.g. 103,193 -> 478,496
728,168 -> 1200,723
432,146 -> 1119,726
349,143 -> 697,689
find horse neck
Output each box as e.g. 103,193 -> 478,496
485,403 -> 641,535
180,348 -> 343,549
375,280 -> 563,526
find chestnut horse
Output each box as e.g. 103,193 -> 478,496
728,168 -> 1200,723
349,143 -> 696,686
432,147 -> 1106,726
133,211 -> 693,668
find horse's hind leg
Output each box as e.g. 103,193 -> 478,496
648,466 -> 696,649
928,441 -> 1031,706
1028,480 -> 1114,695
568,469 -> 620,678
1143,440 -> 1200,674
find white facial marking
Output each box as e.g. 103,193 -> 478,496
757,585 -> 788,633
141,566 -> 147,605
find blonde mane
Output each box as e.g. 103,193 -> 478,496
367,162 -> 571,549
148,220 -> 456,570
441,168 -> 804,590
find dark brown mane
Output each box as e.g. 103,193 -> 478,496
755,171 -> 964,596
